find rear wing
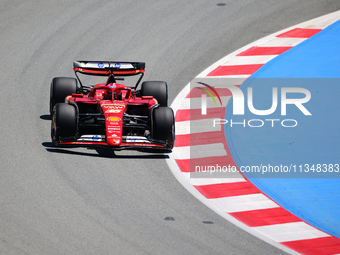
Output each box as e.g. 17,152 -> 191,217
73,61 -> 145,89
73,61 -> 145,76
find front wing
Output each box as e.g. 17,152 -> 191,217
55,135 -> 170,150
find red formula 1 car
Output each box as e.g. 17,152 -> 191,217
50,61 -> 175,151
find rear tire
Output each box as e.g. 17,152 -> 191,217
51,103 -> 77,144
152,106 -> 174,149
141,81 -> 168,107
50,77 -> 78,115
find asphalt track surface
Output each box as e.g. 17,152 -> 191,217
1,1 -> 340,254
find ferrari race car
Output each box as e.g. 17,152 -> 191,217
50,61 -> 175,151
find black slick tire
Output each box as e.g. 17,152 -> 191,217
141,81 -> 168,107
50,77 -> 78,115
152,106 -> 174,149
51,103 -> 77,144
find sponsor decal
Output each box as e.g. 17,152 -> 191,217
92,135 -> 100,141
114,63 -> 121,68
105,109 -> 121,113
102,104 -> 125,113
98,62 -> 104,68
108,121 -> 120,126
108,130 -> 121,134
108,126 -> 121,130
109,138 -> 120,144
95,90 -> 105,98
107,116 -> 121,122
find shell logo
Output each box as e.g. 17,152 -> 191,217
107,116 -> 121,122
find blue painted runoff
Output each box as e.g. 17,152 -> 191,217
225,19 -> 340,238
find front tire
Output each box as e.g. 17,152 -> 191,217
151,106 -> 175,149
51,103 -> 77,144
